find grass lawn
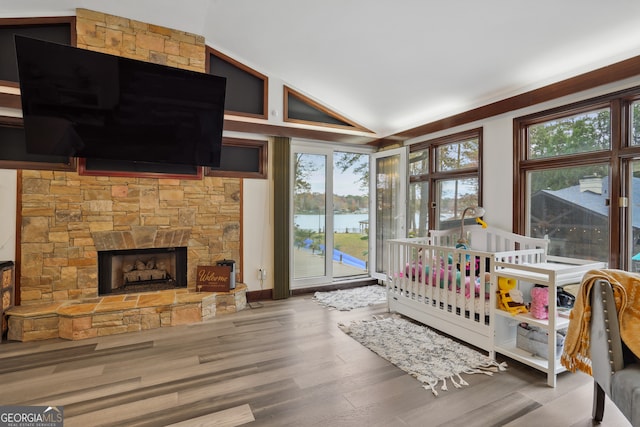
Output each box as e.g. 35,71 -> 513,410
333,232 -> 368,261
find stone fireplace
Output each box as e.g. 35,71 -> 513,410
4,9 -> 247,344
16,9 -> 241,307
98,246 -> 187,295
91,227 -> 199,296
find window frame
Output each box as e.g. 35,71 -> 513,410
205,137 -> 268,179
408,128 -> 483,234
514,85 -> 640,268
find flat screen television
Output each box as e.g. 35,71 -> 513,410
14,35 -> 226,168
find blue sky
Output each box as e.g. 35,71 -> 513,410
303,153 -> 368,197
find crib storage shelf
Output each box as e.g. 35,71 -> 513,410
386,226 -> 551,367
386,226 -> 606,388
492,257 -> 606,387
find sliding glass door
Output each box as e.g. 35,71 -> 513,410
370,147 -> 407,280
291,142 -> 372,289
292,151 -> 328,282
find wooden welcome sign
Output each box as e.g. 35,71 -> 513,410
196,265 -> 231,292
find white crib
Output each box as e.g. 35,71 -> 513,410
386,225 -> 549,355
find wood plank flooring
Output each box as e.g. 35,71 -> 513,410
0,292 -> 632,426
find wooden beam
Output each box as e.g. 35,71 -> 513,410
390,54 -> 640,141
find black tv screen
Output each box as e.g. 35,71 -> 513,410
14,36 -> 226,168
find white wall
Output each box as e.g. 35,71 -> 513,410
0,169 -> 16,262
242,177 -> 273,293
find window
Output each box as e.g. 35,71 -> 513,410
516,87 -> 640,268
205,138 -> 268,179
291,143 -> 371,289
408,128 -> 482,237
526,109 -> 611,159
207,47 -> 268,119
631,100 -> 640,146
0,18 -> 76,170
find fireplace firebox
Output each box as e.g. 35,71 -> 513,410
98,247 -> 187,295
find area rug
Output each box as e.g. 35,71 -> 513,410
339,315 -> 507,395
312,285 -> 387,311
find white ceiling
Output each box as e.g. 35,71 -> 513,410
4,0 -> 640,138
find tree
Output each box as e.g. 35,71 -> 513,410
294,153 -> 318,194
528,110 -> 611,191
633,102 -> 640,146
334,152 -> 369,193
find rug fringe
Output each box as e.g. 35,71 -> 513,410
450,375 -> 461,389
456,373 -> 469,386
341,316 -> 505,397
424,380 -> 439,396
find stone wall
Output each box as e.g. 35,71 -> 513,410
18,9 -> 241,305
75,8 -> 205,71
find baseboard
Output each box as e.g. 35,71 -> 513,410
247,288 -> 272,302
290,277 -> 379,296
247,277 -> 381,300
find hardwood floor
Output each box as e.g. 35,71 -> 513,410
0,293 -> 631,427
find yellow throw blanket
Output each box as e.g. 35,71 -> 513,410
561,269 -> 640,375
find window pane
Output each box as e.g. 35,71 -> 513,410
435,177 -> 479,230
375,154 -> 401,274
437,138 -> 479,171
409,149 -> 429,176
527,108 -> 611,159
408,181 -> 429,237
293,153 -> 326,279
629,160 -> 640,271
527,164 -> 609,261
333,152 -> 369,278
631,101 -> 640,146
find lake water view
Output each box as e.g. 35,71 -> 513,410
294,213 -> 368,233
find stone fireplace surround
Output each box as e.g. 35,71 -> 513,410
9,226 -> 246,342
7,284 -> 247,341
98,246 -> 188,295
8,223 -> 248,342
93,228 -> 190,295
5,10 -> 247,342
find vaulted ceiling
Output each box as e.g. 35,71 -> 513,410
5,0 -> 640,141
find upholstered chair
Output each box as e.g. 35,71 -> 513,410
590,278 -> 640,426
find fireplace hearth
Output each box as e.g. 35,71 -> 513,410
98,247 -> 187,295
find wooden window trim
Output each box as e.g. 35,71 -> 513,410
409,128 -> 483,231
0,16 -> 76,88
0,17 -> 77,171
512,86 -> 640,268
205,137 -> 268,179
206,46 -> 268,120
0,116 -> 76,171
0,90 -> 22,110
284,86 -> 373,133
0,17 -> 76,110
77,159 -> 204,180
392,54 -> 640,143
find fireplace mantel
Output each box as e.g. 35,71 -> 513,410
91,228 -> 191,252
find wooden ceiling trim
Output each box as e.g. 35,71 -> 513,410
391,54 -> 640,141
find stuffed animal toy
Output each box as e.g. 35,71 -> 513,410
474,272 -> 492,299
530,286 -> 549,319
497,276 -> 528,315
403,248 -> 420,280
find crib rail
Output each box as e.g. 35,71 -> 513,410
386,238 -> 497,351
386,227 -> 548,354
429,225 -> 549,253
